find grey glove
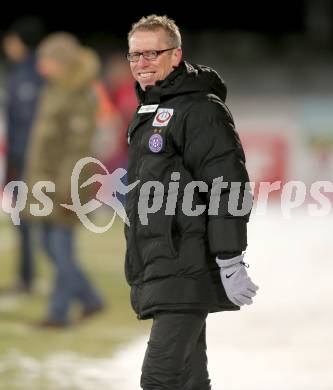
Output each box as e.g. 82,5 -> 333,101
216,254 -> 259,306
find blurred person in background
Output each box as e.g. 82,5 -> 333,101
94,52 -> 138,206
2,16 -> 45,293
23,32 -> 104,327
103,53 -> 137,172
104,52 -> 137,125
92,77 -> 124,173
125,15 -> 258,389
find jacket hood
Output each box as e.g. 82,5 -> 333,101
136,61 -> 227,104
55,47 -> 100,91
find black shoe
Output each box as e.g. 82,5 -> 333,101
81,304 -> 104,320
35,319 -> 70,329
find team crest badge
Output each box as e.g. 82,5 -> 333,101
152,108 -> 174,127
148,133 -> 163,153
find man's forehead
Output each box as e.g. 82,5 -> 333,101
129,29 -> 168,51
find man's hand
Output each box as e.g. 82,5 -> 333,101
216,254 -> 259,306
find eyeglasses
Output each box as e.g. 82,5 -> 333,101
126,48 -> 177,62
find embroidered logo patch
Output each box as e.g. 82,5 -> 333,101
152,108 -> 174,127
148,133 -> 163,153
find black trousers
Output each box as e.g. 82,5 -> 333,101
141,310 -> 211,390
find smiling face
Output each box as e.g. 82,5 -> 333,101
128,28 -> 182,91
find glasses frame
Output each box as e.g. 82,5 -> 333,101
126,47 -> 177,62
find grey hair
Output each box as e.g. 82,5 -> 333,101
128,15 -> 181,48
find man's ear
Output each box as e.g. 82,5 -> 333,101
172,47 -> 182,67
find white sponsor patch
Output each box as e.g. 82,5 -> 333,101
137,104 -> 159,114
152,108 -> 174,127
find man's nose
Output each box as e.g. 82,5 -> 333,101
137,54 -> 150,67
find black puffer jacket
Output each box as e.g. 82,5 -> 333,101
125,61 -> 251,319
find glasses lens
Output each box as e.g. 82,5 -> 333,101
127,53 -> 139,62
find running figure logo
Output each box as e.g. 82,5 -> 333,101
62,157 -> 139,233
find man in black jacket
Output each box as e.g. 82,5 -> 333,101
125,15 -> 258,390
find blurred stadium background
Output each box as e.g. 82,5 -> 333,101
0,2 -> 332,389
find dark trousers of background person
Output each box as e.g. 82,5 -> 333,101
9,186 -> 34,291
41,223 -> 103,323
17,220 -> 34,290
141,310 -> 212,390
